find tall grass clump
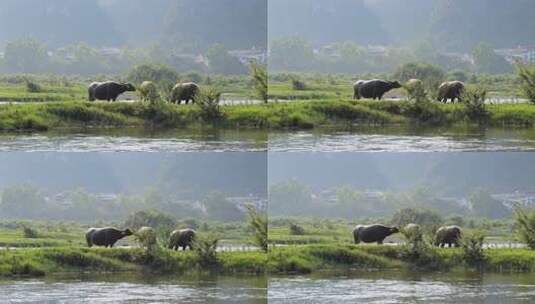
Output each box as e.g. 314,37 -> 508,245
192,233 -> 219,267
249,60 -> 267,103
514,206 -> 535,249
245,204 -> 267,252
516,62 -> 535,103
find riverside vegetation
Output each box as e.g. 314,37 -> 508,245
0,207 -> 268,278
1,62 -> 535,132
267,206 -> 535,275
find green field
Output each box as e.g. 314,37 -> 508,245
268,244 -> 535,274
0,221 -> 265,278
0,73 -> 533,132
267,216 -> 533,274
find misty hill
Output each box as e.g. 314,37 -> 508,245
0,0 -> 267,50
269,153 -> 535,196
270,0 -> 535,51
0,153 -> 266,198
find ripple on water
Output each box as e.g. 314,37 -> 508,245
269,131 -> 535,152
0,280 -> 267,303
268,277 -> 535,304
0,134 -> 266,152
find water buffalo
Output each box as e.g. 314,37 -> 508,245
437,81 -> 464,103
138,81 -> 159,102
86,227 -> 133,248
170,82 -> 199,104
434,225 -> 462,247
88,81 -> 136,101
353,79 -> 402,100
353,224 -> 399,244
168,228 -> 196,251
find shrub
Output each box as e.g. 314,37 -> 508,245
195,88 -> 224,122
289,223 -> 306,236
516,62 -> 535,103
192,233 -> 219,267
405,81 -> 427,102
291,78 -> 307,90
460,231 -> 486,266
462,86 -> 489,122
514,206 -> 535,249
135,226 -> 158,253
25,80 -> 42,93
22,226 -> 39,238
245,204 -> 267,252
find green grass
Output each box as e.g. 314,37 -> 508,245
0,75 -> 534,132
268,244 -> 535,275
0,247 -> 266,278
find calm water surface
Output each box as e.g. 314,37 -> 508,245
0,273 -> 267,304
269,270 -> 535,303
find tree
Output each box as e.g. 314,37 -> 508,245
0,185 -> 46,219
472,43 -> 512,74
249,60 -> 267,103
390,208 -> 443,233
3,37 -> 49,73
394,62 -> 445,95
202,191 -> 243,221
245,204 -> 267,252
516,62 -> 535,103
269,180 -> 312,215
269,36 -> 314,70
206,44 -> 247,75
469,188 -> 509,219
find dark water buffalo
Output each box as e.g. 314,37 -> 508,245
437,81 -> 464,103
168,228 -> 196,250
171,82 -> 199,104
353,79 -> 402,100
88,81 -> 136,101
434,225 -> 462,247
86,227 -> 133,248
353,224 -> 399,244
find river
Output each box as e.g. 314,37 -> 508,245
269,270 -> 535,303
0,273 -> 267,304
0,128 -> 267,152
269,126 -> 535,152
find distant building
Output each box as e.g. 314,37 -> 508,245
492,189 -> 535,209
495,45 -> 535,64
229,48 -> 267,64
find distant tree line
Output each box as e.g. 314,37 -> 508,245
269,180 -> 511,220
0,184 -> 248,222
0,38 -> 250,75
269,36 -> 513,74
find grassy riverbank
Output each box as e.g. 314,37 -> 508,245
1,99 -> 535,132
268,244 -> 535,274
0,247 -> 266,278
